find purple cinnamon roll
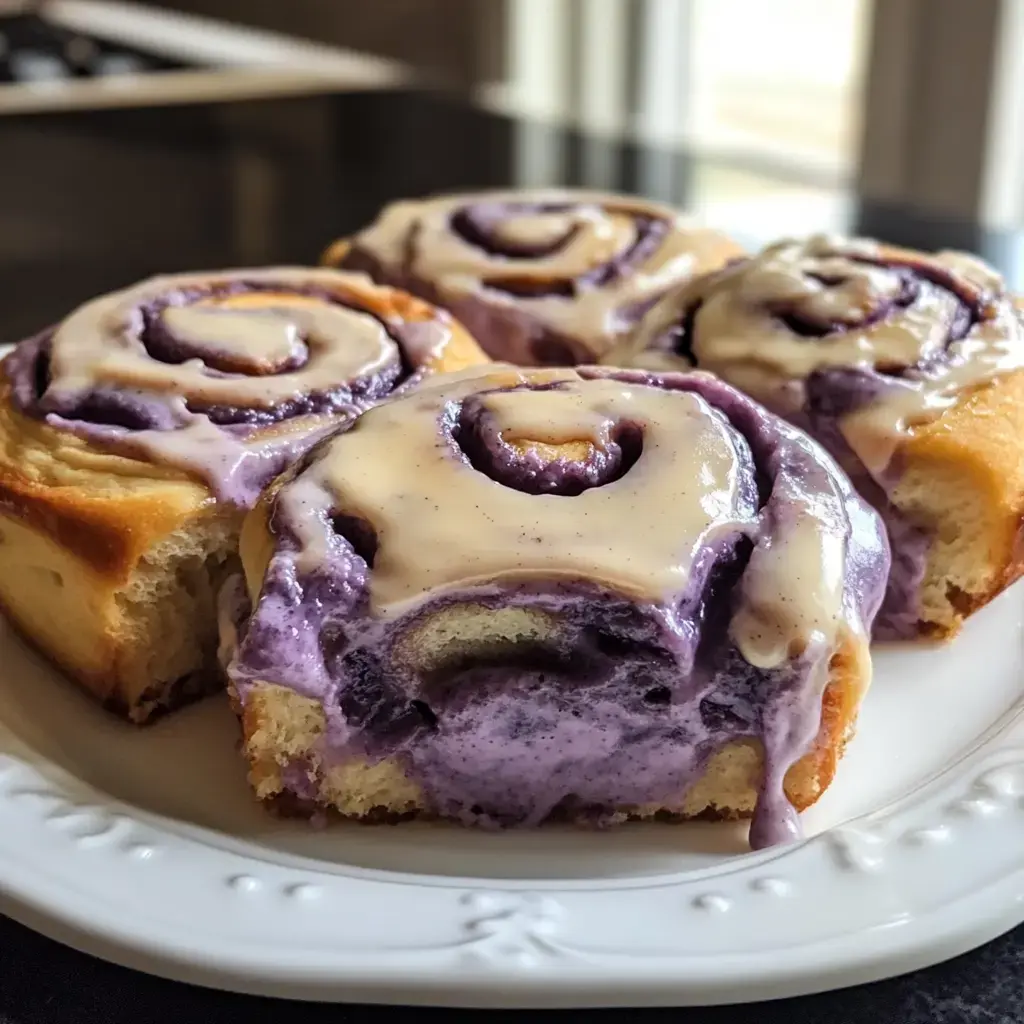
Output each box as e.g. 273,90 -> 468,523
323,189 -> 743,365
226,364 -> 888,850
0,268 -> 486,723
610,234 -> 1024,639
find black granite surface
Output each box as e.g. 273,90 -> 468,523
0,85 -> 1023,1024
1,911 -> 1023,1023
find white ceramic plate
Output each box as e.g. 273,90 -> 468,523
1,585 -> 1023,1008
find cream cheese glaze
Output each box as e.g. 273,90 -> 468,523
611,234 -> 1024,635
279,369 -> 845,666
229,365 -> 889,848
4,267 -> 458,506
617,235 -> 1022,473
333,189 -> 742,365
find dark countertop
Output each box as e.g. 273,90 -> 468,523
2,912 -> 1023,1023
1,85 -> 1023,1023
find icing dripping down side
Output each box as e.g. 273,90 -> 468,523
611,235 -> 1024,635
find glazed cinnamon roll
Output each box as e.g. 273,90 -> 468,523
610,235 -> 1024,638
226,364 -> 888,849
0,268 -> 485,722
322,189 -> 742,365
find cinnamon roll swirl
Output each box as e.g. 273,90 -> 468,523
0,268 -> 485,721
610,235 -> 1024,638
226,364 -> 888,849
323,189 -> 742,365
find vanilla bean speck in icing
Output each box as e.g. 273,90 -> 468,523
230,365 -> 888,849
610,235 -> 1024,635
4,267 -> 472,506
327,189 -> 743,365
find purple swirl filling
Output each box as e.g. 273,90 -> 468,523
451,387 -> 643,496
449,201 -> 669,297
229,370 -> 889,849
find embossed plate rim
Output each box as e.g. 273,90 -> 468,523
1,557 -> 1024,1005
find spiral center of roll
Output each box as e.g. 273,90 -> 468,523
157,305 -> 307,375
448,201 -> 657,302
454,385 -> 643,496
652,240 -> 999,393
772,262 -> 919,338
491,212 -> 578,253
452,203 -> 584,258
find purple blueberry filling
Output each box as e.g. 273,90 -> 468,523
451,388 -> 644,496
229,370 -> 889,848
449,201 -> 669,295
774,257 -> 980,349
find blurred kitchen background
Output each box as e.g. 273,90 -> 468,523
1,0 -> 1021,336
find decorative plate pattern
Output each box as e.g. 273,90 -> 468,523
0,585 -> 1023,1007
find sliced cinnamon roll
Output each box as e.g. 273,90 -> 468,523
323,189 -> 742,365
226,365 -> 888,849
0,268 -> 486,722
610,234 -> 1024,638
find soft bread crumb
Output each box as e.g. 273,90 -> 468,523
0,503 -> 243,720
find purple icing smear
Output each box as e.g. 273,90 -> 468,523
658,254 -> 991,636
3,280 -> 429,508
229,369 -> 889,849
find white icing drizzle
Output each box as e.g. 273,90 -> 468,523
29,267 -> 460,504
614,235 -> 1024,474
350,189 -> 738,351
283,366 -> 849,667
731,458 -> 846,667
161,305 -> 304,371
46,268 -> 399,410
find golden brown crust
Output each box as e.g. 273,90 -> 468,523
786,635 -> 864,811
0,367 -> 210,580
0,587 -> 123,706
0,589 -> 219,717
320,238 -> 351,269
895,366 -> 1024,638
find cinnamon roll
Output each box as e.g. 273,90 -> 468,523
322,189 -> 743,365
0,268 -> 485,722
226,364 -> 888,849
610,235 -> 1024,638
